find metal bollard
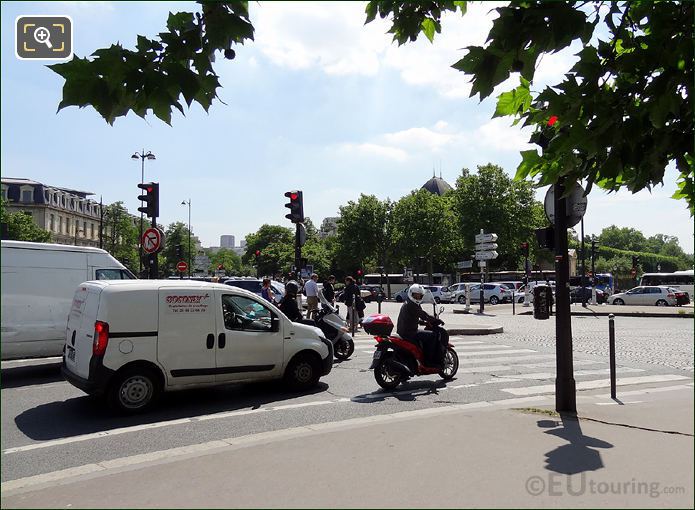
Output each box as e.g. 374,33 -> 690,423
350,304 -> 357,337
609,313 -> 616,399
512,291 -> 516,315
465,285 -> 471,313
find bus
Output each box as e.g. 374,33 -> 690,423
362,273 -> 451,298
568,273 -> 614,295
640,270 -> 694,298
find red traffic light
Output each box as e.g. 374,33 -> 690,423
290,193 -> 298,200
547,115 -> 558,127
356,269 -> 363,276
255,250 -> 261,257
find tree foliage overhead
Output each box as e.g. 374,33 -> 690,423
367,0 -> 694,214
48,2 -> 254,125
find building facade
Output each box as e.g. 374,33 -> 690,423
220,235 -> 235,248
2,178 -> 104,247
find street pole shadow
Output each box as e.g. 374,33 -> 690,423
538,413 -> 614,475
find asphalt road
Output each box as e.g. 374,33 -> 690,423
2,302 -> 692,485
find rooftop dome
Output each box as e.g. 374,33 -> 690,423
421,172 -> 453,195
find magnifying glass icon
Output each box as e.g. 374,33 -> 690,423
33,26 -> 53,49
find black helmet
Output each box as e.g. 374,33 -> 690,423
285,280 -> 299,295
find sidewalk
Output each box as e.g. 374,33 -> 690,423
3,384 -> 693,508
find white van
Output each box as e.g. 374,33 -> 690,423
1,241 -> 135,360
62,280 -> 333,413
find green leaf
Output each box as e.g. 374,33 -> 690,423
515,150 -> 542,180
494,78 -> 531,117
421,18 -> 436,43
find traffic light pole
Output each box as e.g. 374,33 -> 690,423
554,178 -> 576,413
148,218 -> 159,280
294,223 -> 302,279
580,218 -> 587,307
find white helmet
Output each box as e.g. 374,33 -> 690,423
408,284 -> 426,304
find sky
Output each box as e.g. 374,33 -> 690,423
2,1 -> 692,254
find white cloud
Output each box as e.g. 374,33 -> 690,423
475,117 -> 533,152
337,142 -> 409,162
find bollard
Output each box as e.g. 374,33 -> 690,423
609,313 -> 616,399
464,285 -> 471,313
350,304 -> 357,337
512,290 -> 516,315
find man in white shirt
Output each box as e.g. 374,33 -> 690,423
304,273 -> 319,319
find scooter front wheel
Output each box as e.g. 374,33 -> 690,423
334,337 -> 354,360
374,354 -> 403,390
439,347 -> 459,380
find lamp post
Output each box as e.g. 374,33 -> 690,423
131,150 -> 156,275
181,199 -> 191,277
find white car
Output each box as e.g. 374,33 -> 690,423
463,283 -> 513,305
423,285 -> 454,303
608,286 -> 677,306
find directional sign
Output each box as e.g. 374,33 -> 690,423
474,251 -> 499,261
177,261 -> 188,273
475,242 -> 498,251
456,260 -> 474,269
475,233 -> 498,244
142,227 -> 163,254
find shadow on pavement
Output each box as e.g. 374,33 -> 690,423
14,380 -> 329,441
539,413 -> 614,475
1,363 -> 63,389
352,378 -> 452,403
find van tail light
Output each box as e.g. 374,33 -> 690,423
93,321 -> 109,356
667,293 -> 675,298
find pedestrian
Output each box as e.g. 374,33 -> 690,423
278,280 -> 303,322
304,273 -> 320,319
260,277 -> 276,304
343,276 -> 365,328
322,274 -> 336,304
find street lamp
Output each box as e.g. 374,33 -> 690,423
132,150 -> 156,275
181,199 -> 191,277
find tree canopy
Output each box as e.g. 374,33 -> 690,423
0,199 -> 51,243
49,1 -> 693,215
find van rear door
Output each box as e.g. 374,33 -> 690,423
65,284 -> 102,379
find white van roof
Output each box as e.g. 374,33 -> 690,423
1,240 -> 111,255
83,279 -> 259,298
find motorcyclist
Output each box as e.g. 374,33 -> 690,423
278,280 -> 303,322
396,284 -> 444,366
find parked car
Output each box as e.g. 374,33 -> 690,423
670,287 -> 691,306
224,278 -> 303,307
423,285 -> 454,303
608,286 -> 677,306
516,281 -> 556,303
569,286 -> 607,304
450,283 -> 476,304
462,283 -> 512,304
394,286 -> 435,303
497,281 -> 524,292
359,285 -> 386,303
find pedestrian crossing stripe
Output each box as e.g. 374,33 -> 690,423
501,374 -> 691,396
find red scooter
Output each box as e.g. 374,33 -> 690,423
364,314 -> 459,390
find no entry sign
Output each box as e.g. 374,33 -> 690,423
177,261 -> 188,273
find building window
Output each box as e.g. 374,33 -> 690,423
1,187 -> 6,201
58,216 -> 63,234
21,190 -> 33,203
90,222 -> 95,239
50,214 -> 55,232
83,221 -> 87,237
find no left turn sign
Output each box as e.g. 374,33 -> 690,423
142,227 -> 163,254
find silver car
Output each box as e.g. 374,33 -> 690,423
463,283 -> 513,305
608,286 -> 677,306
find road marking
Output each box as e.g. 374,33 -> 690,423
1,357 -> 62,367
494,368 -> 644,380
457,349 -> 537,357
595,401 -> 645,406
501,375 -> 692,396
516,360 -> 602,369
454,345 -> 512,351
2,396 -> 560,495
461,354 -> 555,364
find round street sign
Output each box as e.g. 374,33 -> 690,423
544,182 -> 588,228
177,261 -> 188,273
142,227 -> 163,254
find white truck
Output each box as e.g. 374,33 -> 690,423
1,240 -> 134,360
62,280 -> 333,413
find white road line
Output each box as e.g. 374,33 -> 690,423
458,365 -> 513,374
501,375 -> 692,396
1,357 -> 62,367
595,401 -> 645,406
461,354 -> 555,364
516,360 -> 603,369
457,349 -> 537,357
454,345 -> 512,351
493,368 -> 645,381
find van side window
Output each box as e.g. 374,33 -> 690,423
96,269 -> 133,280
221,295 -> 274,332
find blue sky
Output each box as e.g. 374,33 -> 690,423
2,1 -> 692,253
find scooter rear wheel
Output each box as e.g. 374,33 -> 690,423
334,337 -> 354,360
374,354 -> 403,390
438,347 -> 459,380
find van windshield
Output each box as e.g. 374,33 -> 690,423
95,269 -> 135,280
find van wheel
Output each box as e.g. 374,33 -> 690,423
108,367 -> 160,414
285,353 -> 320,390
489,296 -> 499,305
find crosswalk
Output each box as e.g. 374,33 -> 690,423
349,335 -> 692,399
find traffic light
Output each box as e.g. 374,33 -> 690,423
632,255 -> 639,268
175,244 -> 183,259
254,250 -> 261,260
284,190 -> 304,223
520,242 -> 529,257
535,227 -> 554,250
530,116 -> 559,151
217,264 -> 224,270
137,182 -> 159,219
